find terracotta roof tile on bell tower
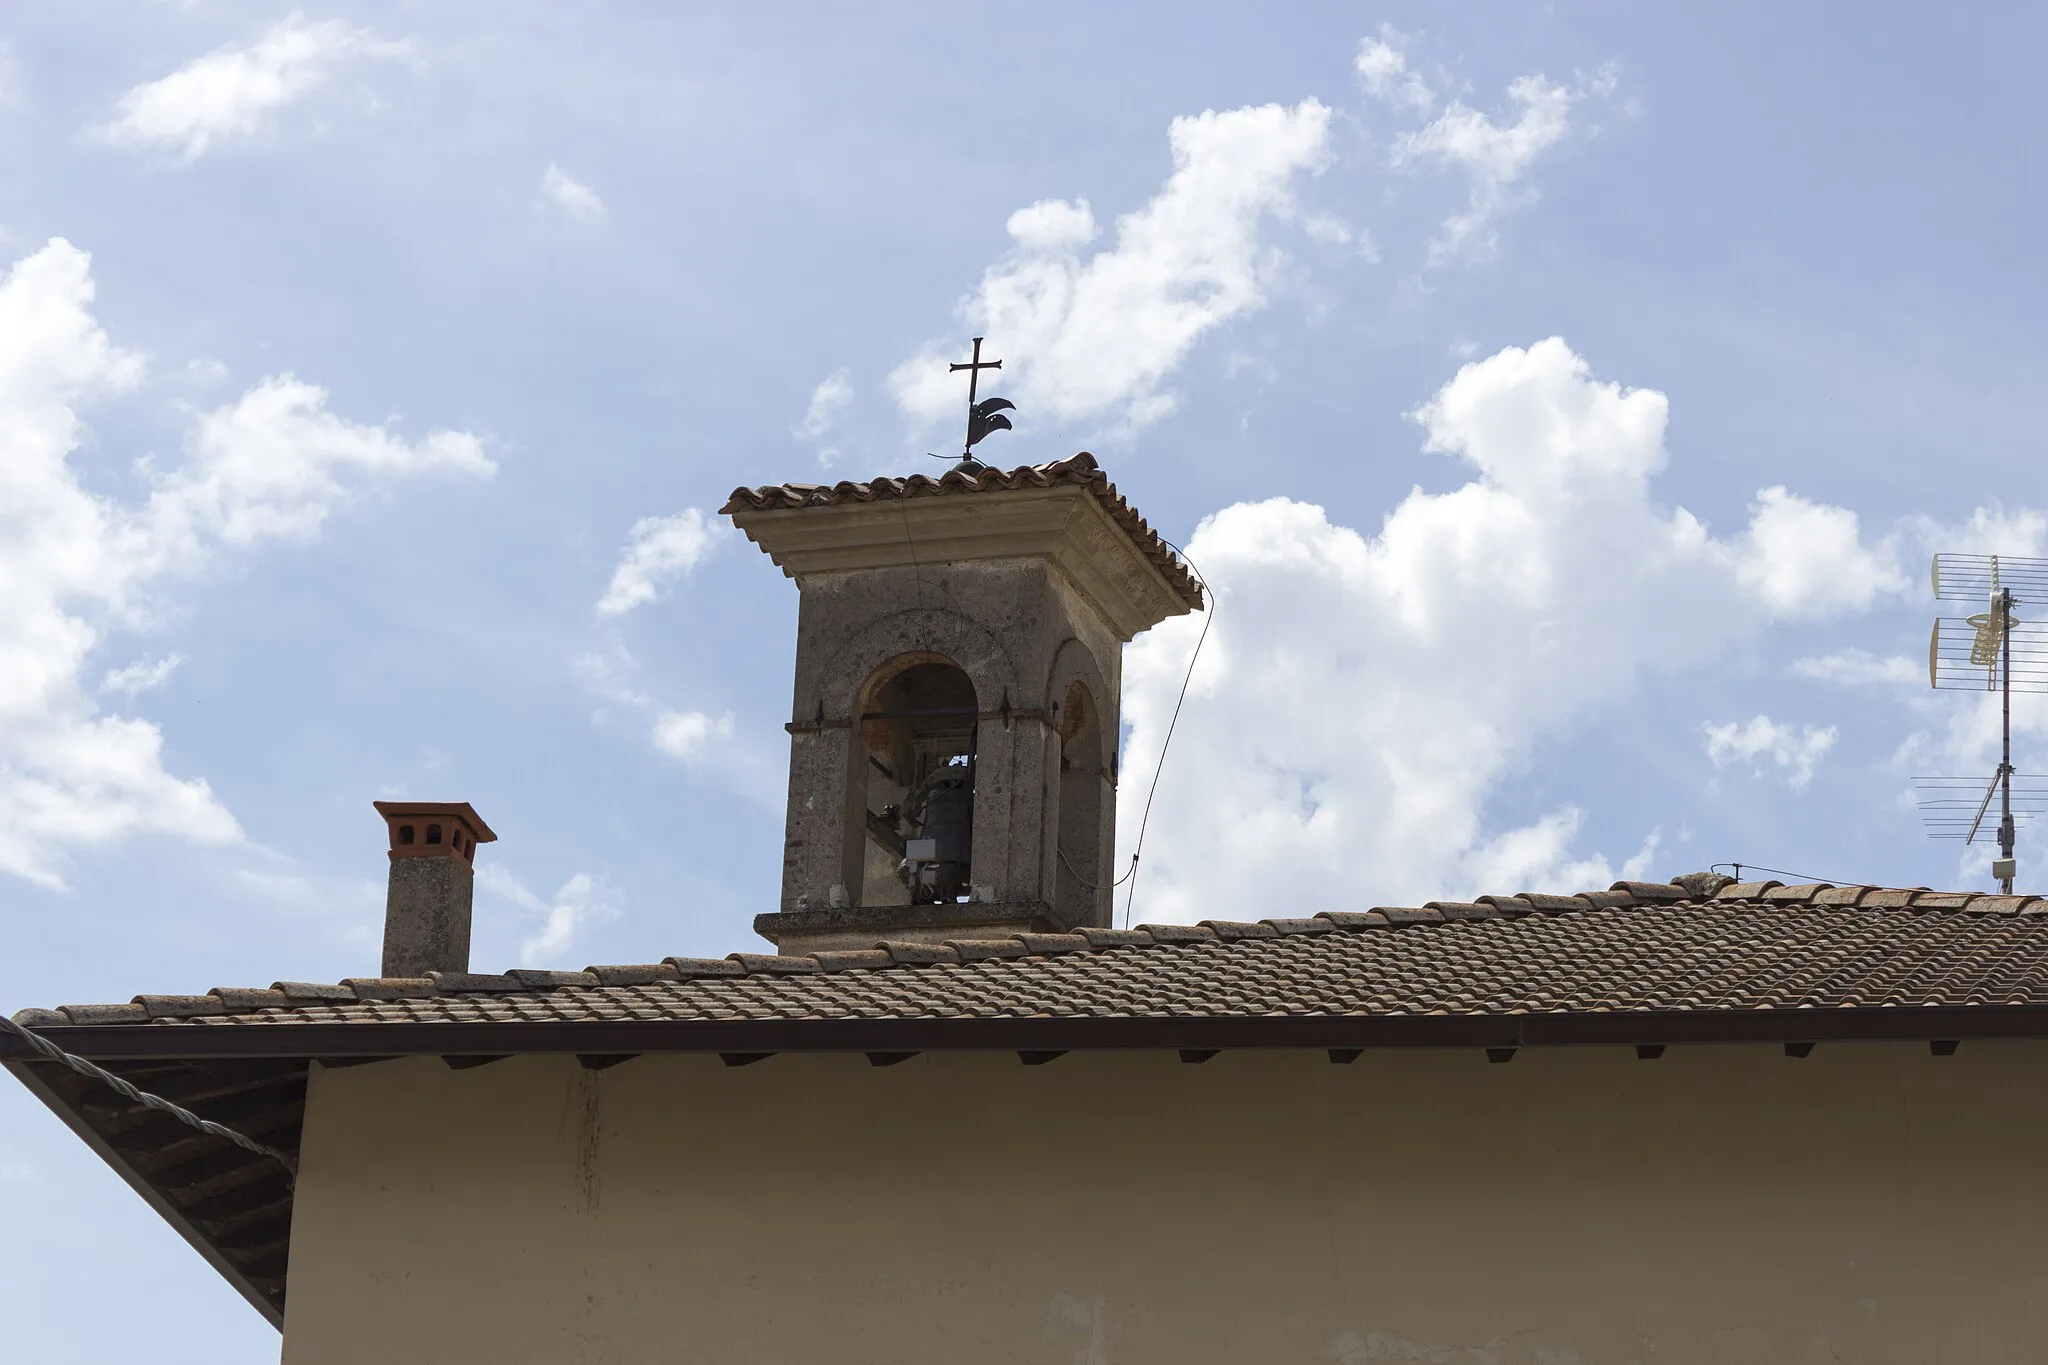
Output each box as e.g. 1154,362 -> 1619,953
721,452 -> 1203,612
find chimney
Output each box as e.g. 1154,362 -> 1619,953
374,801 -> 497,978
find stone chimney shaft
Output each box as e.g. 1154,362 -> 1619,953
373,801 -> 497,978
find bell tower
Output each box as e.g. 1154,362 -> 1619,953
724,452 -> 1202,954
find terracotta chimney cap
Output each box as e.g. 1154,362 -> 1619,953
372,801 -> 498,843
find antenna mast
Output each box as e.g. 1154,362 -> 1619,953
1999,571 -> 2016,892
1920,553 -> 2048,890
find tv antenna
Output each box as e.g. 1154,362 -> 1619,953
1914,553 -> 2048,892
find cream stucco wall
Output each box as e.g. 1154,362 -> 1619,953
282,1043 -> 2048,1364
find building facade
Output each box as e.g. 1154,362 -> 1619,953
278,1037 -> 2048,1364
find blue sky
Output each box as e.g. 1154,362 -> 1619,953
6,3 -> 2048,1356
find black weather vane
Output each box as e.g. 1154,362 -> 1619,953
946,337 -> 1015,470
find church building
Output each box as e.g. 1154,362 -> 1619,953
9,452 -> 2048,1364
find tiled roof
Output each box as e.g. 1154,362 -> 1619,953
719,452 -> 1204,611
20,875 -> 2048,1032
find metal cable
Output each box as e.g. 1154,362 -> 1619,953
0,1013 -> 298,1180
1710,861 -> 1856,888
1121,541 -> 1214,929
1057,845 -> 1137,892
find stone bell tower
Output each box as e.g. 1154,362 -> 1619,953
724,452 -> 1203,954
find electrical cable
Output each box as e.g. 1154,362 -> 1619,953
1709,862 -> 1857,887
1058,845 -> 1137,893
1121,541 -> 1213,929
0,1013 -> 298,1180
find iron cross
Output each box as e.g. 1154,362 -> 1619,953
949,336 -> 1001,407
947,337 -> 1016,465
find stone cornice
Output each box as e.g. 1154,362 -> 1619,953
730,484 -> 1192,641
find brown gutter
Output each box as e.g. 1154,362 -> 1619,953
8,1005 -> 2048,1063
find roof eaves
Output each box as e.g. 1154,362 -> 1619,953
21,1004 -> 2048,1066
721,452 -> 1204,611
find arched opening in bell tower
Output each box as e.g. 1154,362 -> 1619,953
854,656 -> 978,907
1053,678 -> 1108,926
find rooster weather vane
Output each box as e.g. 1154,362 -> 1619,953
938,337 -> 1015,472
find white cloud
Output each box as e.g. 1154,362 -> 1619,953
183,356 -> 230,386
520,873 -> 617,965
1461,812 -> 1662,901
1903,687 -> 2048,783
476,863 -> 542,913
890,100 -> 1333,436
1115,338 -> 1895,921
595,508 -> 727,616
541,164 -> 606,222
1703,716 -> 1839,790
1005,198 -> 1099,252
1909,504 -> 2048,565
795,370 -> 853,440
1372,44 -> 1615,265
1355,26 -> 1434,114
100,14 -> 408,161
1302,212 -> 1365,252
1792,650 -> 1923,687
149,374 -> 490,555
478,865 -> 620,967
651,709 -> 734,761
1735,485 -> 1905,616
575,648 -> 774,800
98,654 -> 183,698
1400,77 -> 1574,263
793,369 -> 853,465
0,237 -> 490,888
